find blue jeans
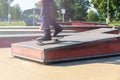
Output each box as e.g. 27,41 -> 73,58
40,0 -> 59,30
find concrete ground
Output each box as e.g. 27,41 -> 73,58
0,48 -> 120,80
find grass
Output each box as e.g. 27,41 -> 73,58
0,22 -> 25,26
0,21 -> 120,27
109,21 -> 120,27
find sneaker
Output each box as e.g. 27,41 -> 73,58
37,29 -> 52,41
53,27 -> 63,37
37,36 -> 51,41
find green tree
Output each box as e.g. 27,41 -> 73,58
0,0 -> 22,21
55,0 -> 90,21
72,0 -> 90,21
55,0 -> 75,21
87,10 -> 98,22
35,2 -> 41,9
11,4 -> 22,21
91,0 -> 120,21
0,0 -> 9,18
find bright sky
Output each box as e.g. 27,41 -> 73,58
11,0 -> 39,11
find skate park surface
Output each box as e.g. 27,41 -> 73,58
0,48 -> 120,80
0,25 -> 120,80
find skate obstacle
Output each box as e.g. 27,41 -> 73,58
11,28 -> 120,64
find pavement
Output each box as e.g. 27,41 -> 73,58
0,48 -> 120,80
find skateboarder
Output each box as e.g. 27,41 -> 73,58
38,0 -> 63,41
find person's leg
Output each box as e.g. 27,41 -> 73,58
48,0 -> 63,37
50,17 -> 63,37
39,20 -> 51,41
38,0 -> 52,41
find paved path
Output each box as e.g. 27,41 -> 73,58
0,48 -> 120,80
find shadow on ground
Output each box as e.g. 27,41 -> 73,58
51,55 -> 120,66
